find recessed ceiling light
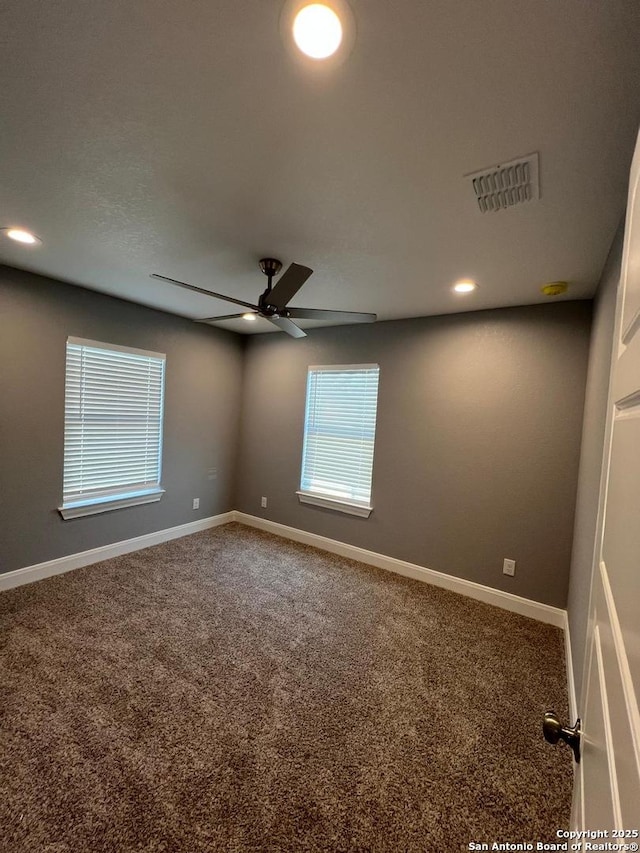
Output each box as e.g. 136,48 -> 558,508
2,227 -> 42,246
293,4 -> 343,59
242,313 -> 257,321
453,280 -> 477,293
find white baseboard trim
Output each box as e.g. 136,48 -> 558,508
0,512 -> 235,592
1,508 -> 568,633
232,512 -> 566,628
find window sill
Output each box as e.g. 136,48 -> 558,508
296,491 -> 373,518
58,488 -> 165,520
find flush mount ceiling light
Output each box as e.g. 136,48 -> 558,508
293,4 -> 343,59
2,227 -> 42,246
453,280 -> 478,293
242,312 -> 257,321
280,0 -> 355,68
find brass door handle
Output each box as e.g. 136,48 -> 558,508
543,710 -> 581,763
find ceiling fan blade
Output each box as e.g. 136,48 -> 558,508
267,263 -> 313,310
195,312 -> 257,324
266,316 -> 307,338
286,307 -> 377,323
151,274 -> 258,310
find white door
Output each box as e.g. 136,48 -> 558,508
573,128 -> 640,829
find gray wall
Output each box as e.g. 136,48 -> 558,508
235,302 -> 592,608
0,265 -> 596,612
567,227 -> 622,698
0,265 -> 245,574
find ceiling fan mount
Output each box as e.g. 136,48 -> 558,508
258,257 -> 283,280
151,258 -> 376,339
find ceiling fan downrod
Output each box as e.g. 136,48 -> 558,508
259,258 -> 283,293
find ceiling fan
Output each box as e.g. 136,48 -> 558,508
151,258 -> 377,338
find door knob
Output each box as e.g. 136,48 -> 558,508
543,710 -> 581,763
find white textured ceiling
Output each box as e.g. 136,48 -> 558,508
1,0 -> 639,334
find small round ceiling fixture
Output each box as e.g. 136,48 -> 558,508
453,280 -> 478,294
541,281 -> 568,297
242,313 -> 257,321
281,0 -> 354,67
293,4 -> 343,59
2,227 -> 42,246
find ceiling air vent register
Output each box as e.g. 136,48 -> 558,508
466,152 -> 539,213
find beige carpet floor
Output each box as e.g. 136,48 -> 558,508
0,523 -> 572,852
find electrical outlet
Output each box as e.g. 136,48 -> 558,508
192,498 -> 200,510
503,558 -> 516,577
261,496 -> 267,508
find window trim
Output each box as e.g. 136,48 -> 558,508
296,490 -> 373,517
58,488 -> 165,520
66,336 -> 166,361
298,363 -> 379,517
58,337 -> 166,520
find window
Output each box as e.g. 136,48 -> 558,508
59,337 -> 166,519
298,364 -> 380,517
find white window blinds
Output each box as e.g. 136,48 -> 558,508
62,337 -> 166,508
300,365 -> 380,506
